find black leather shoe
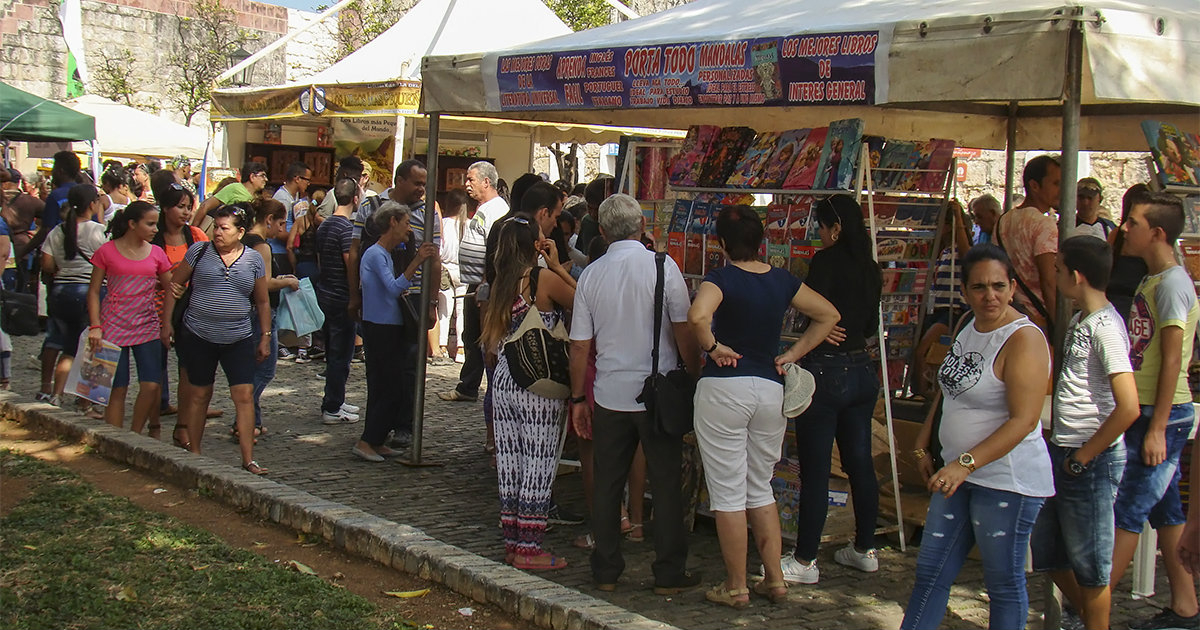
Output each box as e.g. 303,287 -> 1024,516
653,569 -> 702,595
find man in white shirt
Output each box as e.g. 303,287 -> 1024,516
568,193 -> 701,593
441,161 -> 508,403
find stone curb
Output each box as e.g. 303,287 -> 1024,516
1,394 -> 679,630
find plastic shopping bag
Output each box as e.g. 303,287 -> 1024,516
278,277 -> 325,337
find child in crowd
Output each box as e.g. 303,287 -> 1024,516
1031,236 -> 1138,630
1110,192 -> 1199,630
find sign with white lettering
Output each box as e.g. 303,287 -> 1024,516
496,32 -> 880,111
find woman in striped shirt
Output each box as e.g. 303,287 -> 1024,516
171,205 -> 271,475
87,201 -> 174,433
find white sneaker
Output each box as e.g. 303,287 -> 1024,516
322,408 -> 359,424
760,555 -> 819,585
834,545 -> 879,573
340,402 -> 360,414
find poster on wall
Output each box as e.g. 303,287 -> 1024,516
496,31 -> 880,112
331,117 -> 397,193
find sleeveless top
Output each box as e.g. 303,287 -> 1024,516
507,267 -> 563,337
937,315 -> 1054,497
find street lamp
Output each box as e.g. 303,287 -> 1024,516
227,45 -> 253,87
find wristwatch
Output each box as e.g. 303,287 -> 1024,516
957,452 -> 976,472
569,395 -> 587,404
705,340 -> 719,354
1066,452 -> 1088,476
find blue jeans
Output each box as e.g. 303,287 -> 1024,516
793,351 -> 880,560
320,302 -> 354,414
250,310 -> 278,428
46,283 -> 89,357
902,483 -> 1045,630
1031,443 -> 1126,586
113,339 -> 164,389
1114,404 -> 1195,532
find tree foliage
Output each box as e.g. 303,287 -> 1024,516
543,0 -> 611,31
166,0 -> 256,125
93,48 -> 138,106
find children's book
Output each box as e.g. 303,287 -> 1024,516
668,125 -> 721,186
918,139 -> 957,192
789,242 -> 817,281
894,141 -> 929,191
1141,121 -> 1200,188
758,129 -> 810,189
874,139 -> 915,190
781,127 -> 829,189
766,203 -> 790,243
787,198 -> 814,241
698,127 -> 757,187
726,132 -> 781,188
861,135 -> 886,180
814,118 -> 865,190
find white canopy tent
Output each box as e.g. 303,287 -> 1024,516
421,0 -> 1199,152
66,94 -> 208,158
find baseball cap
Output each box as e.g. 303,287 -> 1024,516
1077,177 -> 1102,197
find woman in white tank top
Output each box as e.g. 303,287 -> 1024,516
902,244 -> 1053,630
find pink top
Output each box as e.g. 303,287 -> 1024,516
996,206 -> 1058,316
91,241 -> 171,347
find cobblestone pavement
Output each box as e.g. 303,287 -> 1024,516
9,333 -> 1175,629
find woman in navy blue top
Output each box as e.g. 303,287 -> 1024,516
688,204 -> 838,608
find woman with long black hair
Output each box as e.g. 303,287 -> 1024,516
775,194 -> 884,585
41,184 -> 108,405
481,216 -> 575,570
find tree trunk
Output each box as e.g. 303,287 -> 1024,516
550,142 -> 580,186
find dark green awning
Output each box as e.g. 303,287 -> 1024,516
0,81 -> 96,142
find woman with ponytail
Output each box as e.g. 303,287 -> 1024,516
777,194 -> 885,585
481,216 -> 575,570
100,166 -> 132,223
240,198 -> 299,438
87,201 -> 173,433
39,184 -> 108,404
149,180 -> 210,446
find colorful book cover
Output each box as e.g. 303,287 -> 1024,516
877,237 -> 906,261
814,118 -> 865,190
789,242 -> 817,281
64,331 -> 121,405
667,233 -> 686,269
894,141 -> 930,191
787,198 -> 814,241
766,203 -> 790,243
668,125 -> 721,186
758,129 -> 810,189
750,41 -> 783,101
636,145 -> 671,200
704,230 -> 725,274
862,135 -> 886,178
668,199 -> 693,233
866,199 -> 898,227
684,202 -> 709,276
698,127 -> 757,187
726,131 -> 781,188
767,242 -> 790,269
918,139 -> 957,192
1141,121 -> 1200,188
781,127 -> 829,189
874,139 -> 914,190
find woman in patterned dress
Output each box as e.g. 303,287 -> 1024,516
480,216 -> 576,570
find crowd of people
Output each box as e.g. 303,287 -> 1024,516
3,148 -> 1199,629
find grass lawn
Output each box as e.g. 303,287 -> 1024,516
0,449 -> 416,630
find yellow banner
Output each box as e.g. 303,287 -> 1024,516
210,81 -> 422,121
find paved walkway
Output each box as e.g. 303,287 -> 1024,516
6,333 -> 1175,629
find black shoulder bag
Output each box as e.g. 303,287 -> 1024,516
172,243 -> 209,332
637,252 -> 696,438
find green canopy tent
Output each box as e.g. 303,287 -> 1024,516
0,81 -> 95,142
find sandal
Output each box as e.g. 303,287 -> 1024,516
160,405 -> 179,416
705,583 -> 750,609
753,580 -> 789,604
230,426 -> 258,445
573,533 -> 596,550
511,552 -> 568,571
620,515 -> 633,534
171,426 -> 191,450
254,426 -> 267,437
242,461 -> 269,475
625,523 -> 644,542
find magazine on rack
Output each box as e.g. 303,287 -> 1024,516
668,125 -> 721,186
758,129 -> 810,189
1141,121 -> 1200,188
726,131 -> 781,188
63,330 -> 121,405
814,118 -> 865,190
698,127 -> 757,187
918,139 -> 957,192
874,140 -> 915,190
782,127 -> 829,189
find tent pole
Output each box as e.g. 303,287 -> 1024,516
406,112 -> 440,466
1003,102 -> 1018,211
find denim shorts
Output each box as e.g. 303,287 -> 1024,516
1113,404 -> 1195,533
46,283 -> 90,356
113,339 -> 164,389
1031,443 -> 1125,586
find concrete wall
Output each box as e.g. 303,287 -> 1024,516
0,0 -> 289,126
285,7 -> 337,82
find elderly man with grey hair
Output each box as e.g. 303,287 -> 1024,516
969,193 -> 1001,245
568,193 -> 702,593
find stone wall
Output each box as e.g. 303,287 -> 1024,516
285,7 -> 337,82
0,0 -> 289,126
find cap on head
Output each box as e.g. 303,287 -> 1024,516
1077,177 -> 1102,197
